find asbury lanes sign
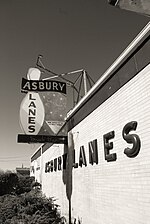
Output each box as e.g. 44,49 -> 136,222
21,78 -> 66,94
18,68 -> 67,141
20,92 -> 45,135
45,121 -> 141,173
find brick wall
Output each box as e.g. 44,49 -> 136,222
32,64 -> 150,224
31,156 -> 41,183
70,64 -> 150,224
41,144 -> 69,220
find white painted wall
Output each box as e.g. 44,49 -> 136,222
30,156 -> 41,184
41,144 -> 69,220
70,64 -> 150,224
32,64 -> 150,224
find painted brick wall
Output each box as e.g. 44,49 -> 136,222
70,64 -> 150,224
41,144 -> 70,220
31,156 -> 41,184
33,64 -> 150,224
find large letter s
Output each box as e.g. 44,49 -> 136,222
122,121 -> 141,158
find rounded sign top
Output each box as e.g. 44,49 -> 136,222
27,68 -> 41,80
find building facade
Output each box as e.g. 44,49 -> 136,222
31,22 -> 150,224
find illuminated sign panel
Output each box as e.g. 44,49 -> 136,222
39,91 -> 66,135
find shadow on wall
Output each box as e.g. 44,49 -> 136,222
62,132 -> 74,224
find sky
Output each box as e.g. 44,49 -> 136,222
0,0 -> 149,171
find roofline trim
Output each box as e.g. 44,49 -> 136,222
66,22 -> 150,120
30,144 -> 43,161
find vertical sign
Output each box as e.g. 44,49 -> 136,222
19,68 -> 67,137
20,92 -> 45,135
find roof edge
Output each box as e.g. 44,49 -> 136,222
66,22 -> 150,120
